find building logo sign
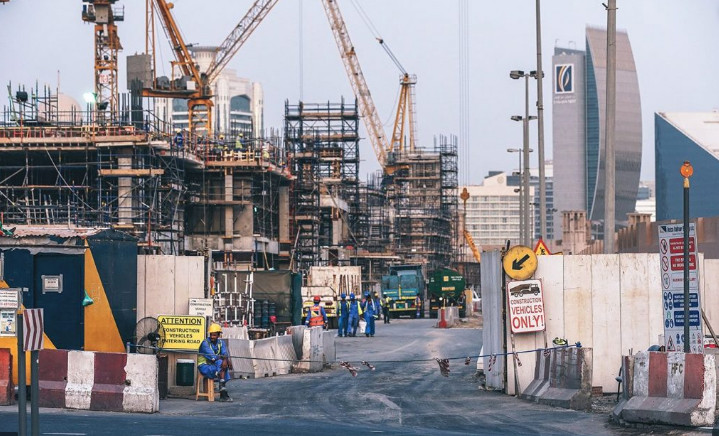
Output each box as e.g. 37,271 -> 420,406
555,64 -> 574,94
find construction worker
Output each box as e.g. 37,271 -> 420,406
234,133 -> 245,151
337,293 -> 349,337
415,295 -> 422,319
198,323 -> 233,402
347,293 -> 363,337
372,291 -> 382,321
382,295 -> 392,324
361,291 -> 378,337
305,295 -> 327,328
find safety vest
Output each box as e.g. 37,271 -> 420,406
308,305 -> 325,327
197,338 -> 223,366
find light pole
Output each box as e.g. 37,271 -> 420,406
507,147 -> 533,246
510,70 -> 538,247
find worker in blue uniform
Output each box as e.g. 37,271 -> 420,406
347,293 -> 363,337
198,323 -> 233,402
361,291 -> 378,337
337,293 -> 349,337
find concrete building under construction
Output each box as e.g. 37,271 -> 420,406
0,85 -> 459,285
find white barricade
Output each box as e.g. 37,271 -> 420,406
226,338 -> 254,379
123,353 -> 159,413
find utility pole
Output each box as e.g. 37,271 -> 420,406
535,0 -> 547,241
603,0 -> 617,253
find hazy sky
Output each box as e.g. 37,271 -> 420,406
1,1 -> 717,185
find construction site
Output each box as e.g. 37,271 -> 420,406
0,0 -> 471,326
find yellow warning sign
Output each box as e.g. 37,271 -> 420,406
534,238 -> 551,256
503,246 -> 538,281
158,315 -> 206,351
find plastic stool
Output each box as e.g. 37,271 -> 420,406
195,375 -> 216,402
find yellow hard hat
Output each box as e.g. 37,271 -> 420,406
208,323 -> 222,334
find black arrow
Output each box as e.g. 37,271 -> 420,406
512,254 -> 530,270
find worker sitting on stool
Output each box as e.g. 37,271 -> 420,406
198,323 -> 233,402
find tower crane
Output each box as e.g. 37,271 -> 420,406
322,0 -> 419,173
82,0 -> 124,121
142,0 -> 278,138
461,187 -> 480,263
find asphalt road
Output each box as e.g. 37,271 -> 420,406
0,318 -> 705,435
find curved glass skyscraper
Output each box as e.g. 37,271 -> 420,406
552,26 -> 642,239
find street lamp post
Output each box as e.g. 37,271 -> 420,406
507,147 -> 533,246
510,70 -> 538,247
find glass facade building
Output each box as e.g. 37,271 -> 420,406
655,112 -> 719,221
552,27 -> 642,239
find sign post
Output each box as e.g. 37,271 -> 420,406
659,222 -> 702,352
24,308 -> 44,436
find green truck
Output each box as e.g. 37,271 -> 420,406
427,268 -> 467,318
381,265 -> 424,318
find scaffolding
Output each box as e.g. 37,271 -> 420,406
284,99 -> 359,272
386,135 -> 458,272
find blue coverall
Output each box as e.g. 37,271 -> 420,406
337,298 -> 349,337
347,299 -> 362,337
197,337 -> 231,383
361,297 -> 379,337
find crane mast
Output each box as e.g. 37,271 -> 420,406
322,0 -> 388,168
82,0 -> 124,122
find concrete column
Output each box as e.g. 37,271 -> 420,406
224,170 -> 233,238
279,186 -> 289,242
117,156 -> 132,224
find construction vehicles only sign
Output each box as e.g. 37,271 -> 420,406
507,279 -> 545,334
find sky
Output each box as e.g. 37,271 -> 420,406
1,0 -> 718,186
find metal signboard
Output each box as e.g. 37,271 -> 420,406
189,298 -> 214,317
659,223 -> 703,352
506,279 -> 545,334
502,246 -> 538,280
23,308 -> 45,351
158,315 -> 206,351
0,288 -> 20,309
0,310 -> 16,336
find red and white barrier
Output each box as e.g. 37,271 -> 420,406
0,348 -> 13,405
39,349 -> 159,413
615,351 -> 716,427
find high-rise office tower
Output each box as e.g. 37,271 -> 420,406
552,26 -> 642,239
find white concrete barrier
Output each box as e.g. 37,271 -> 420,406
322,331 -> 336,366
251,337 -> 277,378
295,327 -> 324,373
226,338 -> 254,379
273,335 -> 297,375
615,351 -> 717,427
65,350 -> 94,410
123,353 -> 159,413
222,326 -> 249,340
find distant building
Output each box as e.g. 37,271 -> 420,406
507,162 -> 555,241
656,111 -> 719,220
462,172 -> 533,249
155,46 -> 264,136
635,180 -> 655,221
552,26 -> 642,240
